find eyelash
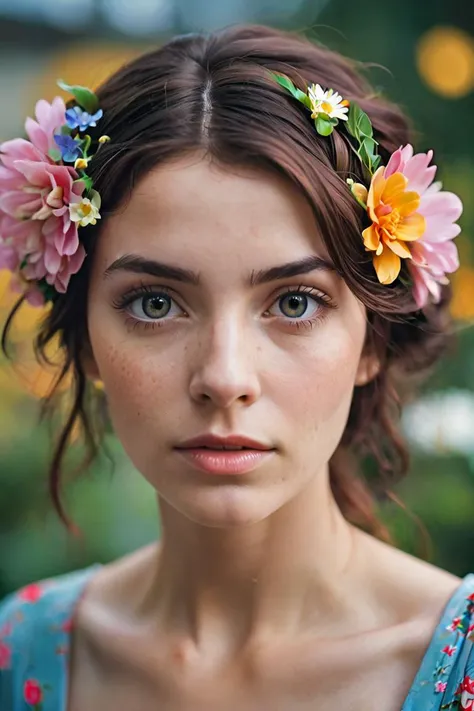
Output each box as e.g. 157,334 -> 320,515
112,282 -> 336,332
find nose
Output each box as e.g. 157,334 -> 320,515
189,318 -> 262,409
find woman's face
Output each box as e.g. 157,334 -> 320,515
87,157 -> 372,527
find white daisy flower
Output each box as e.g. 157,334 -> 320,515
69,189 -> 102,227
308,84 -> 350,121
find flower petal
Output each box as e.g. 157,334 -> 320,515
25,118 -> 48,156
366,167 -> 386,222
419,190 -> 463,221
395,213 -> 426,241
381,172 -> 408,204
362,224 -> 380,252
373,248 -> 401,284
0,190 -> 41,218
390,190 -> 421,216
386,239 -> 412,259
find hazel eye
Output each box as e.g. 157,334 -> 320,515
269,292 -> 320,320
129,293 -> 181,321
279,293 -> 310,318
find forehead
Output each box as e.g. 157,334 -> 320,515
95,156 -> 329,270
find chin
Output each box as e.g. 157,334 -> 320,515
162,486 -> 286,528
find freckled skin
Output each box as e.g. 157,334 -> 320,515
87,157 -> 371,527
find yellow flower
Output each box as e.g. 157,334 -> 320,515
69,189 -> 101,227
74,157 -> 90,171
308,84 -> 350,121
362,167 -> 426,284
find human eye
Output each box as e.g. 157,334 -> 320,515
265,285 -> 336,330
112,284 -> 186,329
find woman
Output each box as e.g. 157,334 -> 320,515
0,24 -> 470,711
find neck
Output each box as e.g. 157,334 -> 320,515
135,471 -> 372,655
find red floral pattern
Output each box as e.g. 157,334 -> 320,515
0,640 -> 11,669
18,584 -> 45,604
456,675 -> 474,710
24,678 -> 43,705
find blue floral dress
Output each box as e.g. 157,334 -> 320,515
1,566 -> 474,710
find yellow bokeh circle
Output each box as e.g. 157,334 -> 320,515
416,26 -> 474,98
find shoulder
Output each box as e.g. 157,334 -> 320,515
0,565 -> 100,710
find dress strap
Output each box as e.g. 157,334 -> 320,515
402,574 -> 474,711
0,565 -> 101,711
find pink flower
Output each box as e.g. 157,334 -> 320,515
0,147 -> 87,292
25,96 -> 67,157
0,641 -> 11,669
0,94 -> 91,299
442,644 -> 457,656
23,678 -> 43,706
435,681 -> 447,693
384,144 -> 463,309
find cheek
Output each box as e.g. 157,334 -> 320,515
270,329 -> 362,426
89,330 -> 184,437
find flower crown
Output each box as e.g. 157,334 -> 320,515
0,75 -> 463,310
0,81 -> 108,306
272,73 -> 463,309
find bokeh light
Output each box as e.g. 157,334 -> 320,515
30,42 -> 144,104
101,0 -> 172,35
416,26 -> 474,98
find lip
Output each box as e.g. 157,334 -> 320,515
175,433 -> 275,475
175,448 -> 274,475
176,434 -> 272,450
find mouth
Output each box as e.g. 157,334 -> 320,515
176,434 -> 273,451
174,434 -> 275,475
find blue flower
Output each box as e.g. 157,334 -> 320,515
54,134 -> 82,163
65,106 -> 103,131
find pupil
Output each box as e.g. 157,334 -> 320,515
143,295 -> 170,318
282,294 -> 307,318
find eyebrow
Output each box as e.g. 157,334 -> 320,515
103,254 -> 336,286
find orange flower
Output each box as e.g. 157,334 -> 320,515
362,167 -> 426,284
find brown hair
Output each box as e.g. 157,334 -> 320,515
2,25 -> 452,540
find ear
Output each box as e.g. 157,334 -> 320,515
355,351 -> 381,387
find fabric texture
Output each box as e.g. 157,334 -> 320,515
1,566 -> 474,710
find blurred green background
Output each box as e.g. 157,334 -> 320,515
0,0 -> 473,597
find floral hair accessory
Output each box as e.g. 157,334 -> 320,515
0,80 -> 108,306
272,73 -> 463,309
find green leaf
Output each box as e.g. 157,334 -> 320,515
81,175 -> 94,192
48,148 -> 62,162
273,73 -> 297,95
357,111 -> 373,138
346,103 -> 362,138
315,117 -> 334,136
358,137 -> 380,173
272,73 -> 310,108
294,89 -> 312,109
60,125 -> 72,136
372,155 -> 382,171
57,79 -> 99,114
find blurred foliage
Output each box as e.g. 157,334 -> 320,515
0,0 -> 473,597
